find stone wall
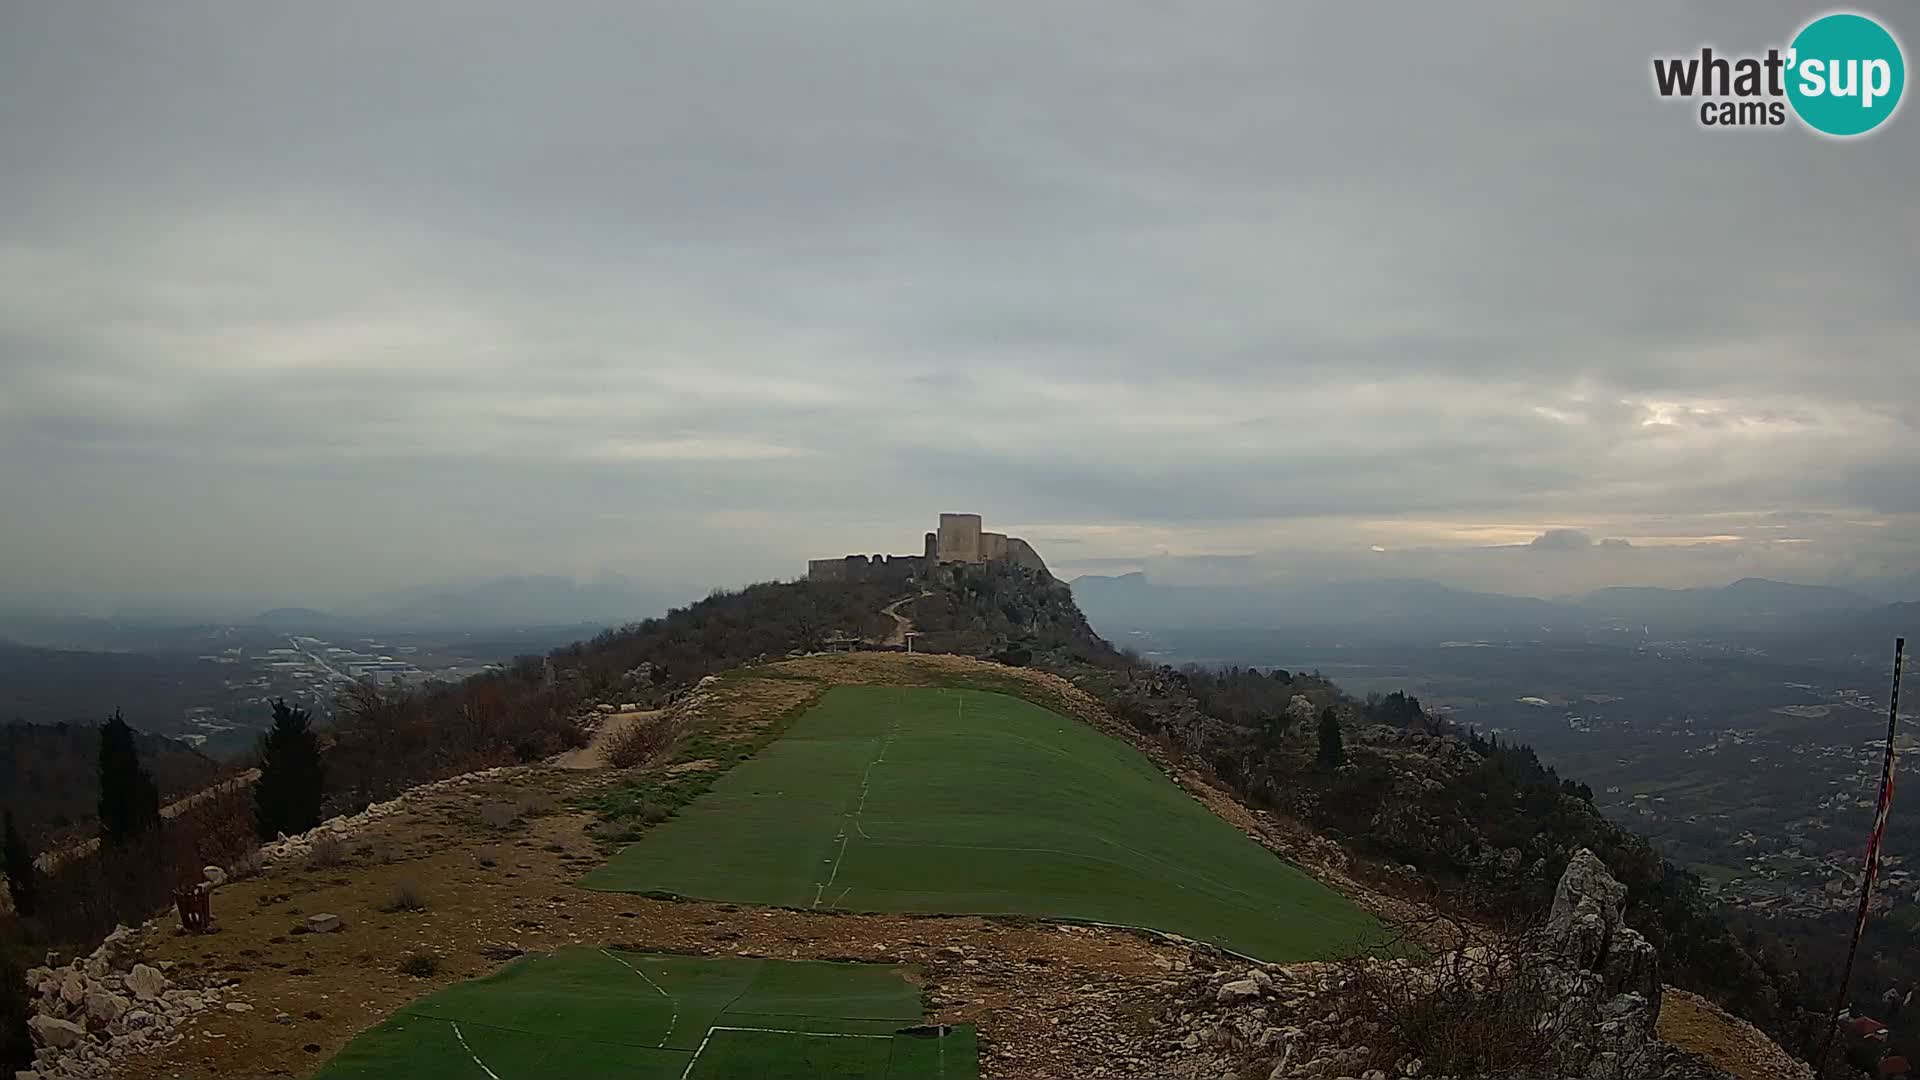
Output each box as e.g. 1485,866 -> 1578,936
807,558 -> 852,582
807,554 -> 925,584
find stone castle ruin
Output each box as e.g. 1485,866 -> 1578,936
808,513 -> 1048,583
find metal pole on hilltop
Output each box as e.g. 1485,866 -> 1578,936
1817,637 -> 1906,1077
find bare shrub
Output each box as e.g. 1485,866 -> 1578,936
397,950 -> 439,977
604,717 -> 681,769
306,834 -> 346,870
1329,912 -> 1589,1079
226,848 -> 266,882
477,802 -> 516,829
380,879 -> 428,913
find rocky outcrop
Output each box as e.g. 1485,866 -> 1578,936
1149,850 -> 1742,1080
20,923 -> 238,1079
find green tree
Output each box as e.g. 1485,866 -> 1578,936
1317,706 -> 1345,768
97,710 -> 161,845
255,699 -> 327,840
1,808 -> 32,917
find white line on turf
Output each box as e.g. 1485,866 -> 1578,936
677,1025 -> 896,1080
601,948 -> 678,1047
450,1021 -> 502,1080
812,711 -> 900,909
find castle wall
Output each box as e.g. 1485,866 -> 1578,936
979,532 -> 1009,561
808,554 -> 925,583
1004,537 -> 1049,575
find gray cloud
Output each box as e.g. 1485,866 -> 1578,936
1,2 -> 1916,613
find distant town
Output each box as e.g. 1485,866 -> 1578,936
1521,677 -> 1916,921
180,634 -> 510,747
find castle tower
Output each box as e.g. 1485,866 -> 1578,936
936,513 -> 984,563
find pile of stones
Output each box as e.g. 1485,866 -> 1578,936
17,924 -> 237,1080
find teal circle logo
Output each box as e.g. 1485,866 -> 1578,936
1787,12 -> 1905,136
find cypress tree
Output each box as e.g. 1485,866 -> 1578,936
2,809 -> 33,917
255,699 -> 326,840
1317,706 -> 1345,768
97,709 -> 161,845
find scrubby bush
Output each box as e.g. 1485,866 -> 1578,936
398,951 -> 439,977
1329,915 -> 1585,1079
604,717 -> 680,769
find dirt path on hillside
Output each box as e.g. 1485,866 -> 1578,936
877,591 -> 931,646
551,708 -> 663,769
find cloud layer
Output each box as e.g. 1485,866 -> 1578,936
2,2 -> 1915,612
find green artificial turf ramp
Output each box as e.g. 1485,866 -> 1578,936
315,948 -> 973,1080
583,685 -> 1379,960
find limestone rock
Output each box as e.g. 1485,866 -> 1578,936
307,913 -> 343,933
28,1015 -> 86,1049
125,963 -> 168,1001
85,989 -> 129,1024
1217,978 -> 1265,1004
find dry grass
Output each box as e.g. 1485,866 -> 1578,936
1660,988 -> 1816,1080
306,834 -> 347,870
379,879 -> 428,913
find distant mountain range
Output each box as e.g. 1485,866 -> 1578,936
1572,577 -> 1869,625
1069,572 -> 1912,659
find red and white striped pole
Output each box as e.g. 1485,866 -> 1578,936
1818,636 -> 1906,1076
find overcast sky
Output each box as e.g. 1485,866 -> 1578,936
2,2 -> 1915,615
